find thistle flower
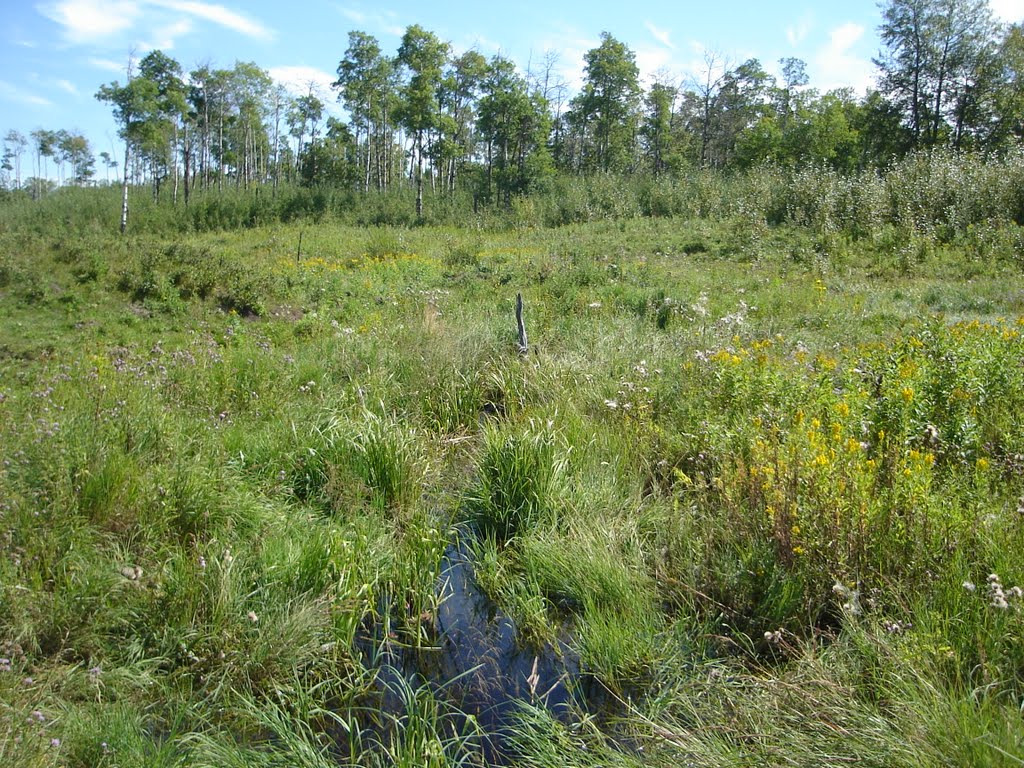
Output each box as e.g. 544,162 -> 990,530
883,619 -> 912,635
763,628 -> 783,644
987,574 -> 1009,609
833,582 -> 861,615
119,565 -> 143,581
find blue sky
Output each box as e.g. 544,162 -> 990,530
3,0 -> 1023,174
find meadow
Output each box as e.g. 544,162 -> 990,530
2,155 -> 1024,766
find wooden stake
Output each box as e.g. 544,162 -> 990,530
516,292 -> 528,355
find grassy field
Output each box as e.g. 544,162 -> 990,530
2,188 -> 1024,765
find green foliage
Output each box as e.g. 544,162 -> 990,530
364,227 -> 409,259
3,187 -> 1024,765
468,422 -> 564,541
567,33 -> 642,174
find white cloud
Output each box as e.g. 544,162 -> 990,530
990,0 -> 1024,22
40,0 -> 272,46
0,80 -> 54,107
831,21 -> 863,51
636,45 -> 676,87
38,0 -> 142,44
336,5 -> 404,38
535,27 -> 597,93
458,34 -> 501,55
89,56 -> 128,72
786,13 -> 813,46
679,42 -> 731,88
270,66 -> 345,117
339,7 -> 366,23
55,79 -> 79,95
269,66 -> 336,97
645,21 -> 674,50
813,22 -> 873,93
147,0 -> 273,39
140,17 -> 192,48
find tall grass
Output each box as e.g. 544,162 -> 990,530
467,422 -> 565,542
2,174 -> 1024,765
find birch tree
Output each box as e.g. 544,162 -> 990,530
395,25 -> 449,218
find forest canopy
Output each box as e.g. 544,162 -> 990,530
3,0 -> 1022,216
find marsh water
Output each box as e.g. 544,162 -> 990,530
351,537 -> 619,763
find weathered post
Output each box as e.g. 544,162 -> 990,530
516,292 -> 528,355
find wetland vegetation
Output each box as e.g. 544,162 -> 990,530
3,149 -> 1024,765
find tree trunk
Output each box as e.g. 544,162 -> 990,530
218,104 -> 224,193
416,132 -> 424,219
172,121 -> 179,205
486,140 -> 493,202
183,121 -> 191,205
272,95 -> 280,196
516,293 -> 528,354
364,102 -> 372,193
120,141 -> 130,234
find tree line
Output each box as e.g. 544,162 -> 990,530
2,128 -> 97,196
4,0 -> 1024,223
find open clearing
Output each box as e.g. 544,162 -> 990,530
2,195 -> 1024,765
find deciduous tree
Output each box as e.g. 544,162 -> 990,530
567,32 -> 641,173
395,24 -> 449,218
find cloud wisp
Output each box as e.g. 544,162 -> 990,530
39,0 -> 141,44
813,21 -> 873,94
645,21 -> 675,50
0,80 -> 55,107
786,12 -> 813,46
268,65 -> 337,97
39,0 -> 274,46
88,56 -> 129,72
337,5 -> 404,38
148,0 -> 273,40
55,78 -> 80,95
268,65 -> 346,117
140,17 -> 193,49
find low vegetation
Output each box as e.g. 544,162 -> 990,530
2,164 -> 1024,765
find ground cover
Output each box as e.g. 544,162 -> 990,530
2,208 -> 1024,765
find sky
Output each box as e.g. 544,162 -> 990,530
2,0 -> 1024,177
